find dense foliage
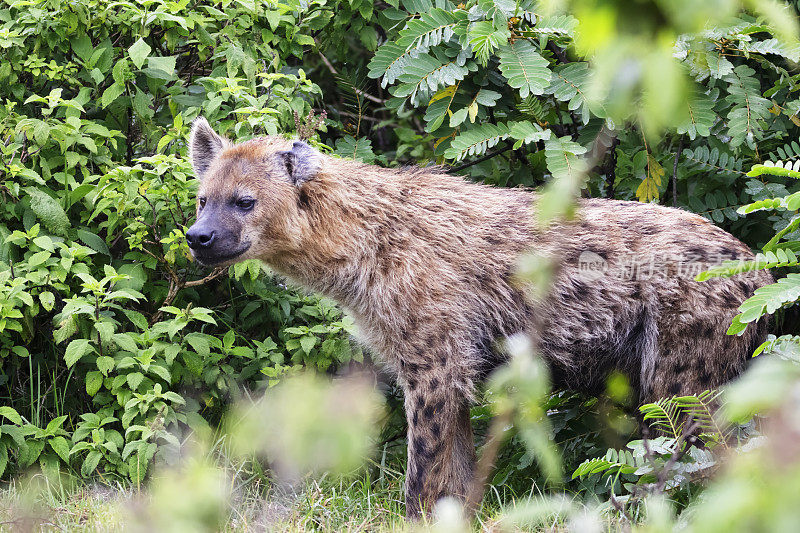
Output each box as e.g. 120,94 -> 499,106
2,0 -> 800,527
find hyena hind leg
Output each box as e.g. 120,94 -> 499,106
646,318 -> 764,403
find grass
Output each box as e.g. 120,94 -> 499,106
0,455 -> 464,532
0,452 -> 539,532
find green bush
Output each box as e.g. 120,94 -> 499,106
0,0 -> 366,483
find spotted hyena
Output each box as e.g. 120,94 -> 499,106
185,118 -> 771,517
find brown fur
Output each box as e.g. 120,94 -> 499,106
186,119 -> 771,517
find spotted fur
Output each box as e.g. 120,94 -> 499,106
187,119 -> 772,518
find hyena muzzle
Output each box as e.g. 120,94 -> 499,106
185,118 -> 771,518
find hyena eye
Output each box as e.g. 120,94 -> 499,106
236,198 -> 255,211
198,197 -> 207,209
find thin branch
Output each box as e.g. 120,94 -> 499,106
466,409 -> 512,515
150,267 -> 226,324
184,267 -> 227,288
450,145 -> 515,172
672,136 -> 684,207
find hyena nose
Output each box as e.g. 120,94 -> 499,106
186,228 -> 216,250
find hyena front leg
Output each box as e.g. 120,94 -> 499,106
402,368 -> 476,518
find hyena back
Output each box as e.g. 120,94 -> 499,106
185,118 -> 771,517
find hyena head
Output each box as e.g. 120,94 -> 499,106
186,117 -> 322,266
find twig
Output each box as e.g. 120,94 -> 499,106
672,136 -> 684,207
338,111 -> 382,123
653,419 -> 700,494
450,145 -> 515,172
317,51 -> 385,105
184,267 -> 227,288
465,409 -> 512,515
609,493 -> 634,531
150,267 -> 226,324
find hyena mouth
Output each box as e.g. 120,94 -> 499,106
192,242 -> 251,266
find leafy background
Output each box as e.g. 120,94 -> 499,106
2,0 -> 800,529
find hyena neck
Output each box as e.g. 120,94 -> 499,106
269,161 -> 403,315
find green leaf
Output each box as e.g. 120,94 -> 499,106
86,370 -> 103,396
724,65 -> 771,148
397,9 -> 463,53
127,372 -> 144,391
334,136 -> 376,163
468,21 -> 510,65
367,42 -> 416,86
48,436 -> 71,463
497,40 -> 551,98
0,406 -> 23,425
81,450 -> 102,477
677,92 -> 716,140
113,333 -> 138,353
509,122 -> 552,149
443,122 -> 510,162
101,82 -> 125,108
28,250 -> 51,267
97,356 -> 116,375
0,444 -> 7,478
530,15 -> 578,37
300,335 -> 318,355
25,187 -> 70,236
133,89 -> 154,120
128,38 -> 152,69
392,51 -> 471,106
77,229 -> 110,256
39,291 -> 55,311
147,56 -> 177,77
185,333 -> 210,357
731,273 -> 800,332
537,136 -> 589,225
546,63 -> 599,124
19,439 -> 45,468
65,339 -> 94,367
162,391 -> 186,405
71,35 -> 93,63
149,365 -> 171,382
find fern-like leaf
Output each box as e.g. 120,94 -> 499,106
744,38 -> 800,63
724,65 -> 771,148
674,390 -> 725,440
769,141 -> 800,162
676,92 -> 716,140
516,94 -> 547,121
640,397 -> 683,438
730,273 -> 800,334
497,40 -> 551,98
443,122 -> 510,161
543,136 -> 588,181
528,15 -> 577,37
682,146 -> 744,176
367,42 -> 417,87
468,21 -> 511,65
333,136 -> 376,163
397,8 -> 465,53
391,51 -> 472,106
508,121 -> 551,148
572,448 -> 642,480
747,159 -> 800,178
753,334 -> 800,362
546,62 -> 595,124
697,248 -> 800,281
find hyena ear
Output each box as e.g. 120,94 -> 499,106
189,117 -> 228,180
276,140 -> 321,185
